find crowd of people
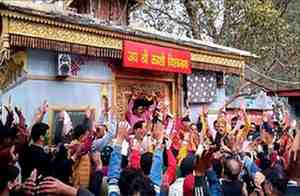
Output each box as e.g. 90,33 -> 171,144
0,91 -> 300,196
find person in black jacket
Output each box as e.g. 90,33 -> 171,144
23,122 -> 53,180
53,143 -> 73,185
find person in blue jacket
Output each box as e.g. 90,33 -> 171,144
107,121 -> 163,196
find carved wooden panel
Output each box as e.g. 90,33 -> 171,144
116,79 -> 171,120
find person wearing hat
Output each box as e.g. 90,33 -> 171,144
127,94 -> 156,126
22,122 -> 52,180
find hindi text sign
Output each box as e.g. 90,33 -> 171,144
123,41 -> 191,74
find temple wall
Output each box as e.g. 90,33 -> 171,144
2,49 -> 113,125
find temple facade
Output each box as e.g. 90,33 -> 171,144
0,0 -> 252,143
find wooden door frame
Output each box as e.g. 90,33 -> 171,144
112,70 -> 182,117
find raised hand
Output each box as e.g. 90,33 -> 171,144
37,176 -> 77,196
109,105 -> 118,119
15,106 -> 25,129
253,172 -> 266,196
85,106 -> 91,119
152,122 -> 164,142
131,139 -> 141,151
21,169 -> 37,195
202,104 -> 209,115
194,146 -> 216,176
116,121 -> 130,144
287,150 -> 300,184
39,100 -> 48,114
4,105 -> 14,128
183,132 -> 191,143
240,98 -> 246,112
287,123 -> 300,183
91,152 -> 102,171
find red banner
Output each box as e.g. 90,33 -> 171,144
123,40 -> 191,74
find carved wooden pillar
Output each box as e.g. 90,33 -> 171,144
176,74 -> 183,116
0,17 -> 13,88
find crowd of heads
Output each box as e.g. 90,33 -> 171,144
0,92 -> 300,196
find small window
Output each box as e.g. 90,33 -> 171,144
51,110 -> 86,145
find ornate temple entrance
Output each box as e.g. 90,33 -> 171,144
114,70 -> 178,120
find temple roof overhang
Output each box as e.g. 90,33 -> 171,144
65,0 -> 145,8
0,1 -> 255,75
267,89 -> 300,97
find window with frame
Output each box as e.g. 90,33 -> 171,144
51,110 -> 86,145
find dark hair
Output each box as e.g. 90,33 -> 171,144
223,158 -> 241,181
140,152 -> 153,175
292,129 -> 297,138
31,122 -> 49,142
196,119 -> 202,133
262,122 -> 273,135
163,148 -> 168,168
0,165 -> 19,192
53,144 -> 72,184
0,125 -> 18,139
152,112 -> 162,124
133,98 -> 153,111
213,120 -> 218,126
273,121 -> 280,127
182,115 -> 191,122
97,124 -> 108,133
133,121 -> 144,131
180,154 -> 195,177
53,143 -> 68,163
231,116 -> 238,122
119,169 -> 155,196
259,158 -> 271,171
0,126 -> 18,148
264,167 -> 288,195
212,159 -> 223,178
273,143 -> 280,151
72,124 -> 88,140
121,155 -> 128,169
101,146 -> 113,166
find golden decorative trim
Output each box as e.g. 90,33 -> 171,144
191,62 -> 242,75
0,10 -> 247,60
172,77 -> 177,116
27,75 -> 113,84
0,51 -> 27,89
116,74 -> 175,83
1,16 -> 9,35
176,74 -> 183,115
50,106 -> 94,112
64,0 -> 75,8
9,34 -> 122,58
1,11 -> 248,72
8,19 -> 122,50
112,72 -> 117,108
191,53 -> 245,68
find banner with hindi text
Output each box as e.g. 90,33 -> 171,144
123,40 -> 191,74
